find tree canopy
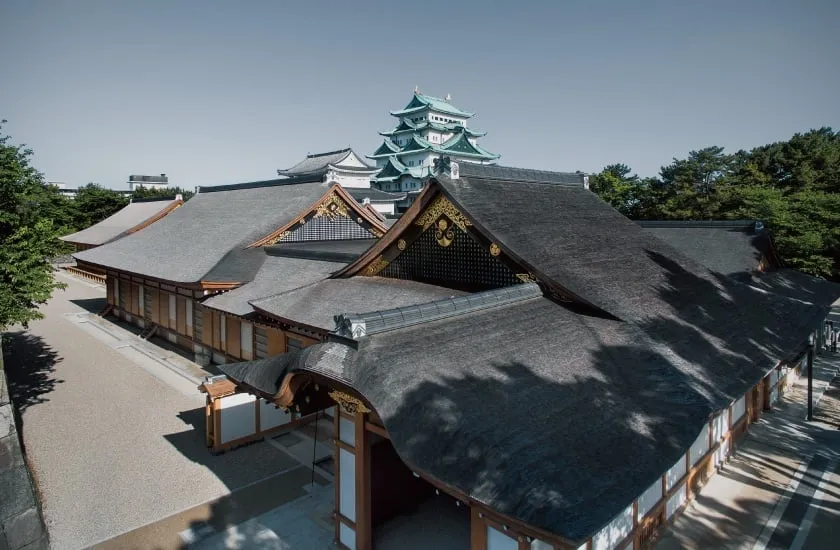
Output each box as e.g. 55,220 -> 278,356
0,122 -> 66,329
589,127 -> 840,279
71,183 -> 130,229
131,184 -> 194,201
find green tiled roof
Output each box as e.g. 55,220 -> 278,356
438,131 -> 500,160
390,92 -> 475,118
373,157 -> 426,182
368,139 -> 401,158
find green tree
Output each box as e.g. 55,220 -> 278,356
0,122 -> 66,329
72,183 -> 129,228
131,185 -> 194,201
589,164 -> 653,218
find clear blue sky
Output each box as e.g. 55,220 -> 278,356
1,0 -> 838,189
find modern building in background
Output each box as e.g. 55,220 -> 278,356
128,174 -> 171,191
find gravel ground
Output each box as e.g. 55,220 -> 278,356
3,274 -> 290,550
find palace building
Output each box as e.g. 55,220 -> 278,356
369,90 -> 500,200
215,159 -> 833,550
60,195 -> 183,253
278,148 -> 405,217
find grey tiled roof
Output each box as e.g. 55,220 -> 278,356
74,179 -> 332,283
202,255 -> 345,316
250,277 -> 463,331
60,197 -> 180,246
266,239 -> 378,263
453,162 -> 587,186
639,221 -> 772,277
278,149 -> 375,176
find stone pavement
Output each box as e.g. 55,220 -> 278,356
3,273 -> 297,549
656,346 -> 840,550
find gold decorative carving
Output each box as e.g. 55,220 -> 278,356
357,217 -> 363,224
365,255 -> 389,276
266,231 -> 291,245
415,195 -> 472,233
314,194 -> 349,220
516,273 -> 537,283
435,219 -> 455,247
329,390 -> 371,414
397,238 -> 407,251
489,243 -> 501,256
299,218 -> 306,225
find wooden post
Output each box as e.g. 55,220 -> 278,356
355,411 -> 372,550
470,506 -> 487,550
333,408 -> 341,546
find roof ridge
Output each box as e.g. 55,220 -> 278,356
198,174 -> 324,194
131,195 -> 181,203
636,220 -> 761,229
306,148 -> 351,158
332,283 -> 542,339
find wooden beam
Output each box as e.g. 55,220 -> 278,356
355,411 -> 372,550
364,421 -> 389,439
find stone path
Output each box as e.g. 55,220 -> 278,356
3,273 -> 293,549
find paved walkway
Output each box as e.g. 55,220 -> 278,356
657,344 -> 840,550
3,273 -> 296,549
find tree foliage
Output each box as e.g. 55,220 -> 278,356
0,122 -> 66,329
131,184 -> 194,201
71,183 -> 130,228
590,128 -> 840,279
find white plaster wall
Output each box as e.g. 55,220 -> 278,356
731,395 -> 746,423
340,151 -> 369,168
339,416 -> 356,446
340,448 -> 356,521
711,411 -> 728,442
592,504 -> 633,550
531,539 -> 553,550
259,399 -> 291,431
487,526 -> 518,550
219,393 -> 256,444
371,202 -> 395,216
665,454 -> 688,491
637,478 -> 663,519
240,321 -> 253,359
332,172 -> 372,189
690,423 -> 711,467
340,522 -> 355,550
714,436 -> 731,469
169,294 -> 176,324
665,484 -> 687,519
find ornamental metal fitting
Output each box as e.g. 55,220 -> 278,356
328,390 -> 370,414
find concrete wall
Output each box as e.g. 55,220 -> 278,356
0,351 -> 50,550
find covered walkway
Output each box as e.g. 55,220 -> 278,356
656,340 -> 840,550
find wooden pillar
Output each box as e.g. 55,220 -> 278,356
470,506 -> 487,550
355,411 -> 372,550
